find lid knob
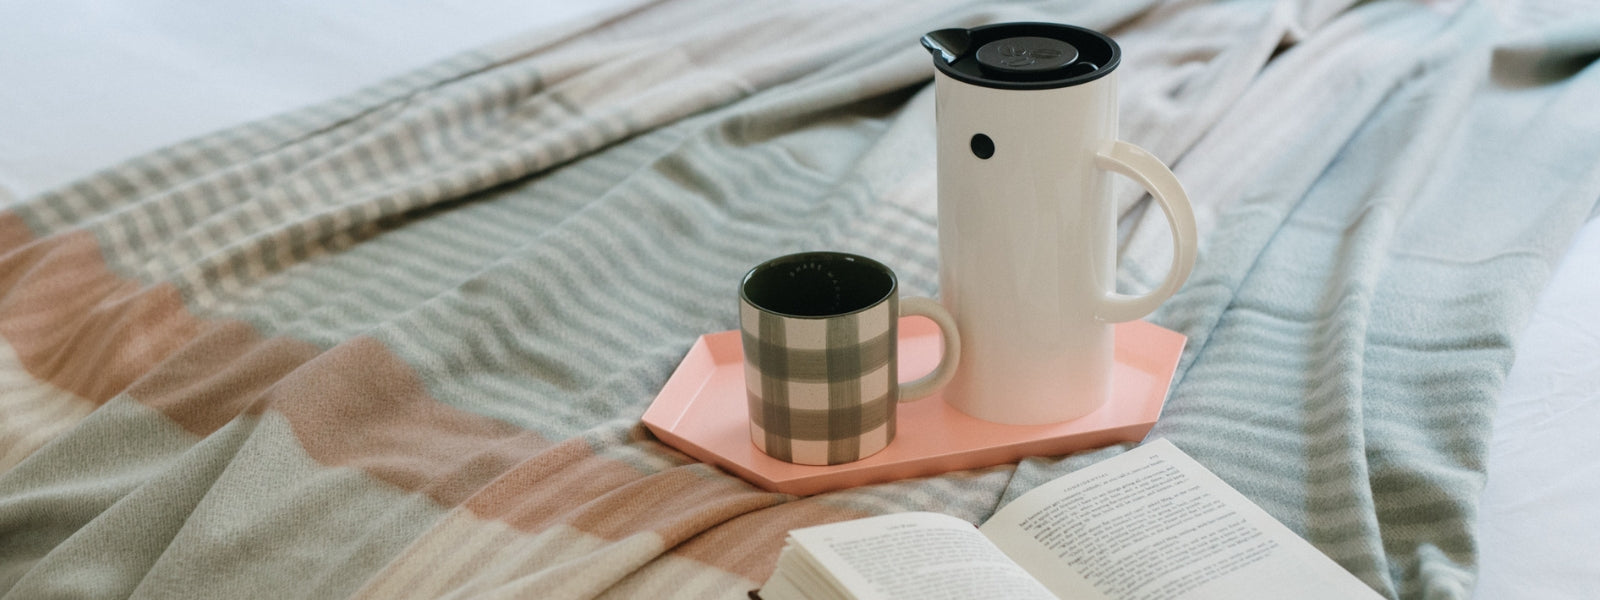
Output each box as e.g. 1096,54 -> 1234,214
975,36 -> 1079,77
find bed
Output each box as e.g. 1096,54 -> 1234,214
1,0 -> 1596,598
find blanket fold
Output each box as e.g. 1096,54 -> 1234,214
2,1 -> 1597,598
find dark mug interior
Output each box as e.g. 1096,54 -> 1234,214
741,252 -> 895,317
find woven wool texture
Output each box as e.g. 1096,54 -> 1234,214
1,0 -> 1598,598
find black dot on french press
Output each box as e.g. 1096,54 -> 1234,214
970,134 -> 994,159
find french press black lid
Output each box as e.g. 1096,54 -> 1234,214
921,22 -> 1120,90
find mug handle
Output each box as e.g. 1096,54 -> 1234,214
1092,141 -> 1199,323
897,297 -> 961,401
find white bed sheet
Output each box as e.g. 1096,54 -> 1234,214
1,2 -> 1595,598
1474,218 -> 1600,600
0,0 -> 635,199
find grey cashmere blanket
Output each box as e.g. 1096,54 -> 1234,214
1,0 -> 1597,598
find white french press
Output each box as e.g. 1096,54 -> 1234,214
923,22 -> 1197,425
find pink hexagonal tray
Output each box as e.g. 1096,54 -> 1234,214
643,318 -> 1186,496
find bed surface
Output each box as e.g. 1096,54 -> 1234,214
2,1 -> 1596,598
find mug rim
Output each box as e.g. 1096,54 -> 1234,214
740,251 -> 898,319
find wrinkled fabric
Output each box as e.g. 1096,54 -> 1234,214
1,1 -> 1597,598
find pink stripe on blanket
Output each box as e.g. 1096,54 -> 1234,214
0,213 -> 203,404
0,210 -> 853,586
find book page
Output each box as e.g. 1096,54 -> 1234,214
979,439 -> 1384,600
784,511 -> 1057,600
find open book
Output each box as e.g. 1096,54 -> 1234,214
753,439 -> 1383,600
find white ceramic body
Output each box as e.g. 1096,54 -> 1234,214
934,69 -> 1196,425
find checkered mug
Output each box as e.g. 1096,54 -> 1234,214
740,252 -> 961,465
